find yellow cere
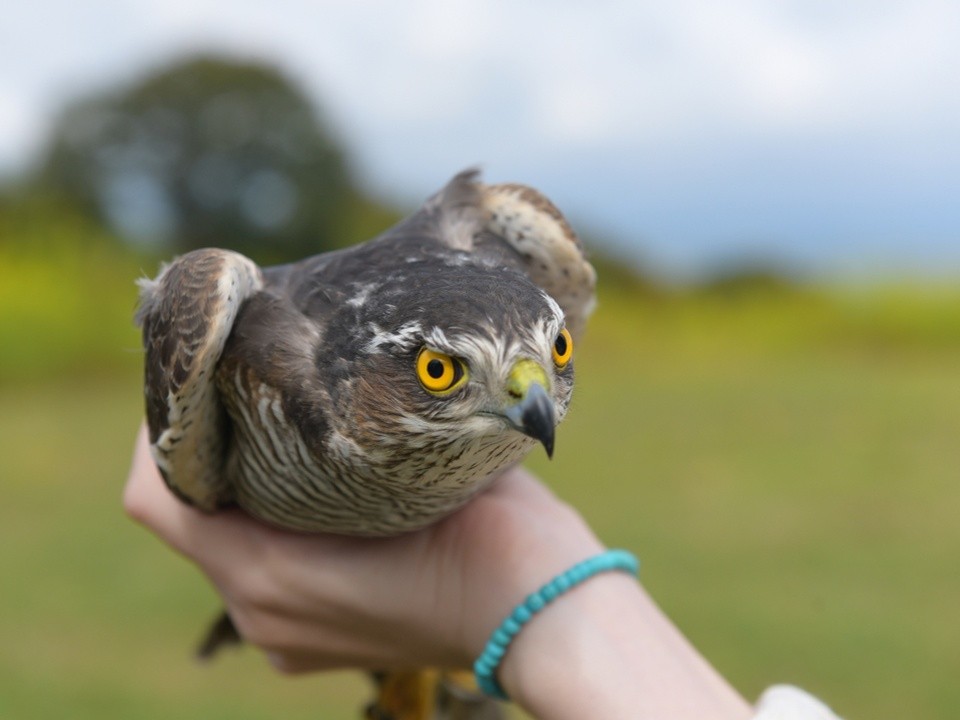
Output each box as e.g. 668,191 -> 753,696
506,358 -> 551,398
552,328 -> 573,368
416,348 -> 465,393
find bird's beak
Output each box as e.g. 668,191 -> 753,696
503,359 -> 556,458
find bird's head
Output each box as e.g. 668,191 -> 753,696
339,265 -> 574,459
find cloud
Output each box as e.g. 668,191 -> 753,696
0,89 -> 46,176
1,0 -> 957,272
4,1 -> 959,162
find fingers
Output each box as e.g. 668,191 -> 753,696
120,421 -> 599,673
267,652 -> 320,675
122,422 -> 264,573
123,423 -> 179,531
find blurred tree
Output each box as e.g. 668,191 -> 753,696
587,248 -> 663,300
696,262 -> 805,299
36,55 -> 355,264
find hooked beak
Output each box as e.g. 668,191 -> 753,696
503,360 -> 557,458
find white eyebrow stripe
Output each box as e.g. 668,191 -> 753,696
424,321 -> 559,379
540,291 -> 565,331
346,283 -> 376,308
422,326 -> 451,351
364,321 -> 423,354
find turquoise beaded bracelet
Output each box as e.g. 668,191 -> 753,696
473,549 -> 640,700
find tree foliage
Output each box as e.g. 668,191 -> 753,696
38,55 -> 356,263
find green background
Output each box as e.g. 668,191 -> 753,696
1,242 -> 957,719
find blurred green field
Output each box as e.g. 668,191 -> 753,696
1,263 -> 959,719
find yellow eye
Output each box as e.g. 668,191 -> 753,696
552,328 -> 573,368
416,348 -> 465,393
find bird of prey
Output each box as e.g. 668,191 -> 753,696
136,169 -> 596,719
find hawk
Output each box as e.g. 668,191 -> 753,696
136,169 -> 596,719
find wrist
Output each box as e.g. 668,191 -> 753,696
494,573 -> 751,720
497,571 -> 643,716
458,507 -> 605,662
474,550 -> 640,699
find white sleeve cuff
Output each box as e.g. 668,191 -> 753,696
752,685 -> 843,720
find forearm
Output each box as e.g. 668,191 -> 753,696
499,573 -> 752,720
126,433 -> 831,720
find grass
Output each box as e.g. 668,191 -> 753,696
1,281 -> 959,719
0,374 -> 367,719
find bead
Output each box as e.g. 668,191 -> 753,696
512,605 -> 532,624
487,644 -> 506,660
473,549 -> 639,701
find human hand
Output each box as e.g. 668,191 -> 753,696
123,423 -> 604,675
125,423 -> 758,719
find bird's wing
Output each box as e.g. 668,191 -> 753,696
413,169 -> 597,341
136,248 -> 263,510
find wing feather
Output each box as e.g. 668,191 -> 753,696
426,170 -> 597,340
136,248 -> 263,510
482,182 -> 596,340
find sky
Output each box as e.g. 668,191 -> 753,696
2,0 -> 958,278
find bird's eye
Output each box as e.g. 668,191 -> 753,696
416,348 -> 466,394
552,328 -> 573,368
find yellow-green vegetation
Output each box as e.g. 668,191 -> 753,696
1,245 -> 958,719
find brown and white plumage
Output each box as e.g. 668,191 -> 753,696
137,249 -> 263,509
136,169 -> 596,719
